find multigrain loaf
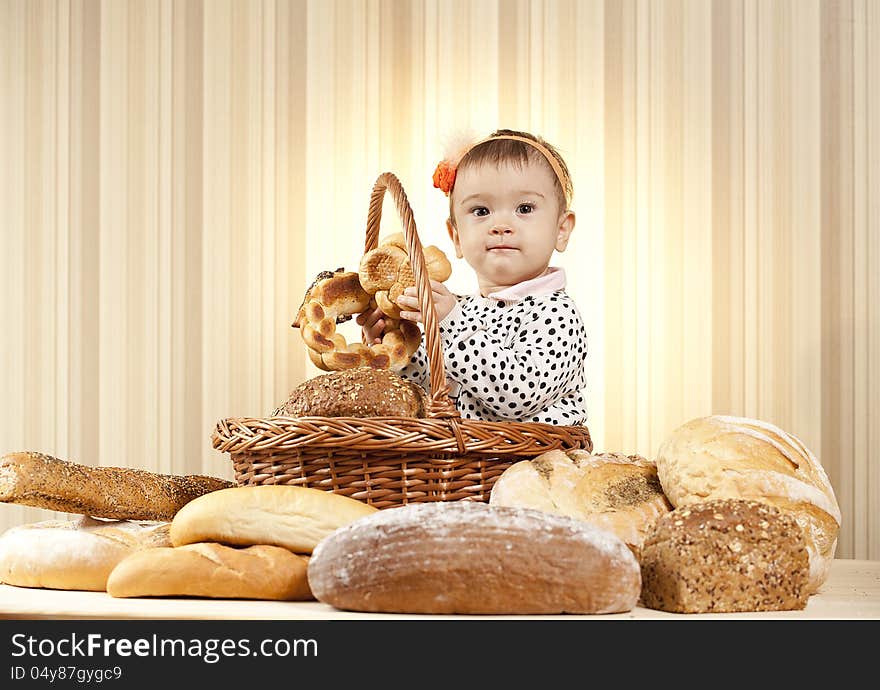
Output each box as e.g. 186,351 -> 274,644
0,451 -> 234,521
0,516 -> 171,591
107,543 -> 313,601
654,415 -> 841,593
639,498 -> 810,613
272,366 -> 428,418
489,449 -> 672,557
307,501 -> 641,615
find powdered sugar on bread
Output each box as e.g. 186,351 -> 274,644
308,501 -> 641,615
0,516 -> 170,591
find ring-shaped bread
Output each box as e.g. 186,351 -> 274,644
292,269 -> 422,371
358,233 -> 453,319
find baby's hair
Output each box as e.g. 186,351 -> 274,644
448,129 -> 573,225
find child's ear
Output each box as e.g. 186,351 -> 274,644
555,210 -> 576,252
446,218 -> 464,259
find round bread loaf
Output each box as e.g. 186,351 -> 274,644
107,543 -> 313,600
170,485 -> 378,553
272,367 -> 428,418
489,449 -> 672,557
639,498 -> 810,613
307,501 -> 641,615
654,415 -> 841,593
0,516 -> 170,591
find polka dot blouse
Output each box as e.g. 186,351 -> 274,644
399,289 -> 588,425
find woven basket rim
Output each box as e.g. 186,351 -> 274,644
212,415 -> 593,457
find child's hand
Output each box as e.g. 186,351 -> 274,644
396,280 -> 457,323
356,306 -> 387,345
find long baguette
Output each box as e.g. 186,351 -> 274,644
0,452 -> 235,521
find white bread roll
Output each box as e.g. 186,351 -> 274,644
0,516 -> 170,591
107,543 -> 313,600
489,449 -> 672,557
307,501 -> 641,615
170,485 -> 378,553
654,415 -> 841,593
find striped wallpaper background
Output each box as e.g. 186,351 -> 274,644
0,0 -> 877,560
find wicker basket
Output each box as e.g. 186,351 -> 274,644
211,172 -> 592,509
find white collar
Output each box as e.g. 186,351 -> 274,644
483,267 -> 567,301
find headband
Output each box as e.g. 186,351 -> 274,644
432,134 -> 572,208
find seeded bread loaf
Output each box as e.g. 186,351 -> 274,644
489,449 -> 672,557
0,452 -> 235,521
654,415 -> 841,593
307,501 -> 641,615
639,498 -> 810,613
272,366 -> 428,418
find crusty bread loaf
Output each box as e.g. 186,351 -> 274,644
272,366 -> 428,418
489,449 -> 672,557
0,516 -> 170,591
307,501 -> 641,615
0,452 -> 235,521
639,498 -> 810,613
107,543 -> 313,600
170,485 -> 378,553
654,415 -> 841,593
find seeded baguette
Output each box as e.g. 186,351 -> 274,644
0,452 -> 235,521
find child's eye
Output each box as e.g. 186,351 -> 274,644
470,206 -> 489,217
517,203 -> 535,214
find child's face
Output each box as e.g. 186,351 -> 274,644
447,160 -> 574,294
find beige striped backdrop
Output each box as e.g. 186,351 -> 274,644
0,0 -> 877,560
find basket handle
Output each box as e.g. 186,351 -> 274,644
365,172 -> 459,419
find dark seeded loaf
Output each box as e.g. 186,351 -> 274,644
639,498 -> 810,613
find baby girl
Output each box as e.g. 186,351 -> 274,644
358,129 -> 588,425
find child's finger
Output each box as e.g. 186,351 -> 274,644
362,309 -> 383,329
398,310 -> 422,323
364,320 -> 384,342
396,294 -> 418,308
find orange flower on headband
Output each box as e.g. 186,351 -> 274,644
433,160 -> 456,196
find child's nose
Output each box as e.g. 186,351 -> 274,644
490,225 -> 514,235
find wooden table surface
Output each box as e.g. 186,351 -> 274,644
1,558 -> 878,620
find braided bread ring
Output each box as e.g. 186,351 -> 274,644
293,270 -> 422,372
